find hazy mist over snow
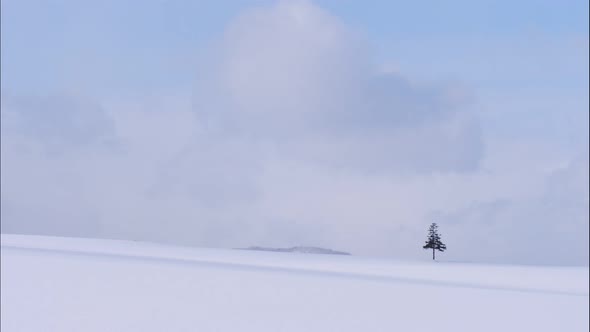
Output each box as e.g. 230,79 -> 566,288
1,0 -> 588,265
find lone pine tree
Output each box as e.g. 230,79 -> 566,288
423,223 -> 446,260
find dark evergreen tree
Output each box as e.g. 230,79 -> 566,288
423,223 -> 446,260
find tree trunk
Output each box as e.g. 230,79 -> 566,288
432,248 -> 435,260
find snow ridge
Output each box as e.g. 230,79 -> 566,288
239,246 -> 351,255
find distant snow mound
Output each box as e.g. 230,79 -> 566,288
240,246 -> 351,255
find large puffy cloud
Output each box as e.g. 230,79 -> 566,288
196,0 -> 482,173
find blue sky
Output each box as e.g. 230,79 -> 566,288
3,0 -> 587,90
1,0 -> 588,265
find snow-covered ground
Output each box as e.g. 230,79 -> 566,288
1,234 -> 588,331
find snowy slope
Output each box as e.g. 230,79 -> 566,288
1,234 -> 588,332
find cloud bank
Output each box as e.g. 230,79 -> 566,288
1,0 -> 587,265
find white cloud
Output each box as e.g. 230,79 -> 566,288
440,153 -> 589,265
195,0 -> 482,173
